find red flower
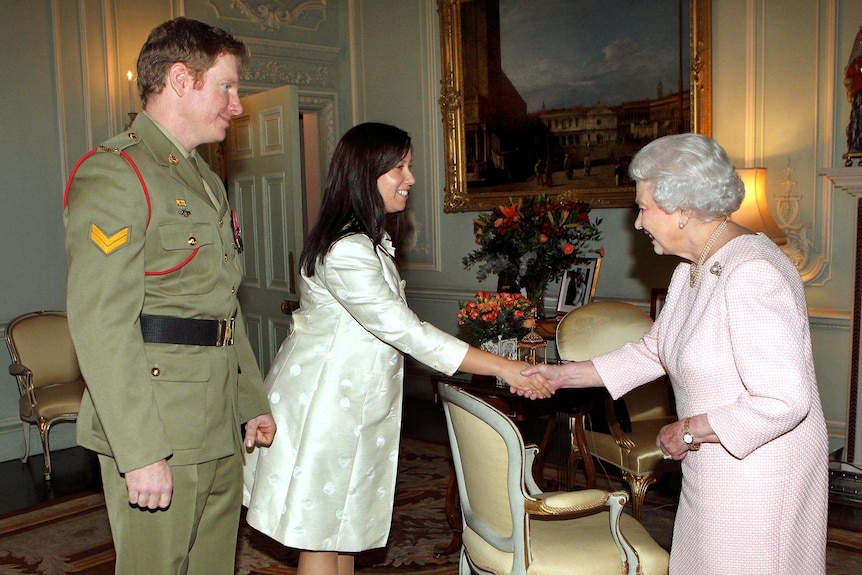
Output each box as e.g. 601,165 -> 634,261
462,194 -> 602,312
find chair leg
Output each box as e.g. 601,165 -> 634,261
622,471 -> 657,521
568,411 -> 596,490
459,549 -> 471,575
532,417 -> 557,489
38,419 -> 52,481
20,421 -> 31,463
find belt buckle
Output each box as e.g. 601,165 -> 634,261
216,317 -> 235,347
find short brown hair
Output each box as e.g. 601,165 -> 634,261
136,17 -> 248,108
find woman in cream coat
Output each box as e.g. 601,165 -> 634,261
243,122 -> 552,575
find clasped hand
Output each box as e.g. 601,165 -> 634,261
505,361 -> 554,399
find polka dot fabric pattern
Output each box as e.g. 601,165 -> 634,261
243,233 -> 467,552
594,233 -> 829,575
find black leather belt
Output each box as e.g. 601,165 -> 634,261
140,314 -> 235,347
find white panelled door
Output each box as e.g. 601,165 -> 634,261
227,85 -> 303,375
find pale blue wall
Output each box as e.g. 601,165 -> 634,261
0,0 -> 858,461
0,0 -> 353,461
358,0 -> 861,455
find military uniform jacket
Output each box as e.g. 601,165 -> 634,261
64,113 -> 270,473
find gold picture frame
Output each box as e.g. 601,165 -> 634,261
437,0 -> 712,212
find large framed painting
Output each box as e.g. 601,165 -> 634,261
437,0 -> 712,212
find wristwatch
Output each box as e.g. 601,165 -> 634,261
683,417 -> 700,451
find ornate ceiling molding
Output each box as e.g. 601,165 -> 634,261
209,1 -> 327,32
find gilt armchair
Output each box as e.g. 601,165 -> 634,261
556,301 -> 678,521
438,382 -> 668,575
5,310 -> 86,480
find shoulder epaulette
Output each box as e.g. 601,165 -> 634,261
63,131 -> 151,228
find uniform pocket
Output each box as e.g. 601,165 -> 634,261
146,347 -> 212,450
149,222 -> 218,295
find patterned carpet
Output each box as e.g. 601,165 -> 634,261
0,438 -> 459,575
236,439 -> 459,574
1,438 -> 860,574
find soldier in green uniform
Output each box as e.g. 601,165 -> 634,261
63,18 -> 276,575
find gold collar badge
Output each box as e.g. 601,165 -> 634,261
168,154 -> 179,166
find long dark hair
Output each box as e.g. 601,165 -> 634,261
300,122 -> 412,277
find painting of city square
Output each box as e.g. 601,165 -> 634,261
460,0 -> 692,194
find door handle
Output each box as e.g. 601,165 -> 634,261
281,299 -> 299,315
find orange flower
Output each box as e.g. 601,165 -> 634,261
461,194 -> 602,318
499,202 -> 519,222
457,291 -> 535,344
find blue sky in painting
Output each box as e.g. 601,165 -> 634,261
499,0 -> 690,113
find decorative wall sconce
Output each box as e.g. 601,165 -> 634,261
126,70 -> 137,130
732,168 -> 787,245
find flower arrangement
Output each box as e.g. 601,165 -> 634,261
456,291 -> 535,345
462,194 -> 602,316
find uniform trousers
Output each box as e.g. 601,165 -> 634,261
98,451 -> 242,575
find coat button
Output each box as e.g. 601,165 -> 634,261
224,253 -> 229,261
151,367 -> 161,377
188,237 -> 197,246
219,220 -> 224,228
231,287 -> 236,295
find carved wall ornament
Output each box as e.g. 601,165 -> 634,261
774,159 -> 811,271
209,0 -> 327,32
242,61 -> 329,87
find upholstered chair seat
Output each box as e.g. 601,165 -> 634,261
439,382 -> 669,575
6,310 -> 86,480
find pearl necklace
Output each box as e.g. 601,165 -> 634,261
689,219 -> 728,288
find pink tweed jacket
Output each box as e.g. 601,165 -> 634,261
594,233 -> 828,575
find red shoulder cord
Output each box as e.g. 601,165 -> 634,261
63,149 -> 199,275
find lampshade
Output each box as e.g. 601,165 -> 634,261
731,168 -> 787,245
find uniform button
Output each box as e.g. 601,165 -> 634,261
151,367 -> 161,377
188,237 -> 197,246
231,287 -> 237,295
219,220 -> 224,228
224,253 -> 229,261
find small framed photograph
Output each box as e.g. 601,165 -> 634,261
556,256 -> 602,315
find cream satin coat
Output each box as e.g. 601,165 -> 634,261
243,233 -> 468,551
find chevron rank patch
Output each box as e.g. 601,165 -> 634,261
89,223 -> 130,254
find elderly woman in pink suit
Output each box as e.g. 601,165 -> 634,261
523,133 -> 828,574
243,122 -> 552,575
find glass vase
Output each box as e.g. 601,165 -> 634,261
480,336 -> 519,388
521,275 -> 551,319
